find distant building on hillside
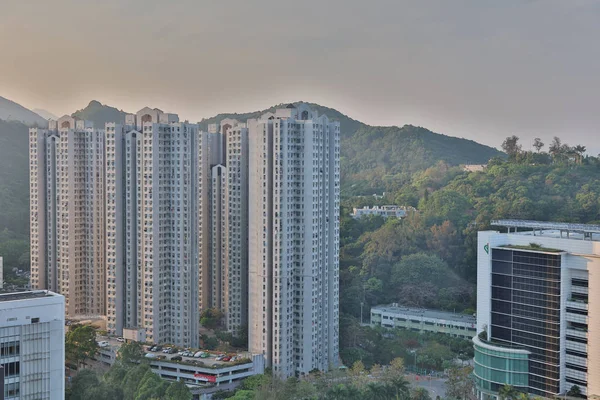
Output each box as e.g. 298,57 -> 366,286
351,205 -> 416,219
463,164 -> 487,172
0,290 -> 65,399
370,304 -> 476,339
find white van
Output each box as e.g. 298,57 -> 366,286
97,341 -> 109,348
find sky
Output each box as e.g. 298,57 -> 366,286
1,0 -> 599,152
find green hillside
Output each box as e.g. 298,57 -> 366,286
72,100 -> 127,127
0,119 -> 30,237
201,101 -> 503,196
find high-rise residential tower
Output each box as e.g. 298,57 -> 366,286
29,116 -> 105,317
247,104 -> 340,377
476,220 -> 600,398
224,122 -> 249,334
105,108 -> 200,347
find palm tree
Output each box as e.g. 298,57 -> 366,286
411,387 -> 432,400
498,384 -> 519,400
573,145 -> 587,165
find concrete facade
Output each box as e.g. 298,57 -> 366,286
247,104 -> 340,377
476,221 -> 600,398
105,110 -> 200,348
29,118 -> 105,318
0,290 -> 65,400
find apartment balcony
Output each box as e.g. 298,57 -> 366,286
566,313 -> 588,325
566,300 -> 588,311
566,328 -> 588,340
565,368 -> 587,384
571,286 -> 589,295
565,354 -> 587,367
565,340 -> 587,354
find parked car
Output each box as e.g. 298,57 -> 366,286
157,355 -> 166,360
154,346 -> 163,352
162,348 -> 171,354
171,356 -> 182,361
145,353 -> 157,359
222,356 -> 231,362
116,337 -> 125,343
200,352 -> 210,358
194,351 -> 204,358
215,354 -> 226,361
97,341 -> 109,348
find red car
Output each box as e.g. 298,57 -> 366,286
221,356 -> 231,362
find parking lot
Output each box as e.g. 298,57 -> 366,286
97,335 -> 251,368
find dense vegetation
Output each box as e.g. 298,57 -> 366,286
0,119 -> 31,286
67,342 -> 192,400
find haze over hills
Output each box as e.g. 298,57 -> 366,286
0,96 -> 48,127
0,97 -> 504,240
71,100 -> 127,127
32,109 -> 58,121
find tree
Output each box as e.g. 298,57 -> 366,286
200,308 -> 223,329
133,369 -> 169,400
501,136 -> 522,158
164,380 -> 192,400
446,366 -> 474,399
567,385 -> 582,398
573,145 -> 586,165
411,387 -> 432,400
65,324 -> 98,367
532,138 -> 544,153
122,364 -> 151,400
549,136 -> 564,161
117,341 -> 145,366
68,369 -> 100,400
498,384 -> 519,400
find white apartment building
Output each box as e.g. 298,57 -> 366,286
224,123 -> 249,334
247,104 -> 340,377
197,130 -> 223,314
476,220 -> 600,398
0,290 -> 65,400
29,116 -> 105,318
351,205 -> 416,219
105,108 -> 200,348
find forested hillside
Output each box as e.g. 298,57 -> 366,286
201,101 -> 503,196
337,140 -> 600,366
0,120 -> 31,284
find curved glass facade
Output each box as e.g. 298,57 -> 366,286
473,336 -> 529,394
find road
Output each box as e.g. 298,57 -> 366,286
406,374 -> 447,398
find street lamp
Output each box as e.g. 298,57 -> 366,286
360,302 -> 364,325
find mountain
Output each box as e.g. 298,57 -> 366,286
0,119 -> 30,238
32,109 -> 58,121
72,100 -> 127,127
201,101 -> 503,195
0,96 -> 48,127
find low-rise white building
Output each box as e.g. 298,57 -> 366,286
351,205 -> 416,219
0,290 -> 65,400
371,304 -> 476,339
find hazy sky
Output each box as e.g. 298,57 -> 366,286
2,0 -> 599,152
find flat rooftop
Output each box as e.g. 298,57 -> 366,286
492,219 -> 600,241
0,290 -> 56,302
371,304 -> 476,324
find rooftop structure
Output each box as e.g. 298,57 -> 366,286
351,205 -> 415,219
371,304 -> 476,339
492,219 -> 600,240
